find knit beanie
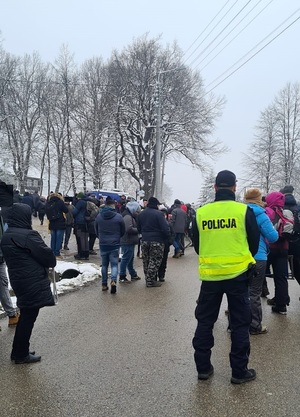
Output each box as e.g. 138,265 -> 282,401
244,188 -> 264,207
280,185 -> 294,194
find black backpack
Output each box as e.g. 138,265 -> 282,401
45,200 -> 61,221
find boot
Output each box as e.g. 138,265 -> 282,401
146,280 -> 162,287
8,313 -> 20,327
119,274 -> 130,283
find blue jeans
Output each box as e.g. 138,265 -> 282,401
173,233 -> 184,254
120,245 -> 136,277
100,248 -> 119,285
192,275 -> 251,378
50,229 -> 65,256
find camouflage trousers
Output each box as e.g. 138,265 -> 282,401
141,241 -> 165,283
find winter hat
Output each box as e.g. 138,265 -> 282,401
215,170 -> 236,187
77,192 -> 85,199
126,201 -> 141,215
174,199 -> 181,205
244,188 -> 264,207
280,185 -> 294,194
105,196 -> 115,205
147,196 -> 161,208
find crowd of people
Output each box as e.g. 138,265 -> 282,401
0,188 -> 195,364
2,174 -> 298,380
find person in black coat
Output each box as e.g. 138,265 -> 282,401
45,193 -> 68,258
1,203 -> 56,364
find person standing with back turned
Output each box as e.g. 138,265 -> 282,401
1,203 -> 56,364
192,170 -> 260,384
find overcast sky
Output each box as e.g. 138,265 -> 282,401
1,0 -> 300,204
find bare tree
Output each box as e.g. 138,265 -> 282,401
107,35 -> 225,198
244,82 -> 300,194
0,52 -> 49,193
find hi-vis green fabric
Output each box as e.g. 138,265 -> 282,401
196,201 -> 255,281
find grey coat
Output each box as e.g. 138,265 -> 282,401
170,205 -> 187,233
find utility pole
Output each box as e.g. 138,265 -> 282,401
155,73 -> 162,202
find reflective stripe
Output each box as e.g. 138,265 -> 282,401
200,263 -> 249,275
200,255 -> 250,264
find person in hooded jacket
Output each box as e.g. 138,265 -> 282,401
95,196 -> 125,294
265,191 -> 290,314
280,185 -> 300,287
170,199 -> 187,258
45,192 -> 68,258
119,201 -> 141,283
72,192 -> 90,260
244,189 -> 278,334
1,203 -> 56,364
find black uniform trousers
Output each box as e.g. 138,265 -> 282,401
192,273 -> 251,378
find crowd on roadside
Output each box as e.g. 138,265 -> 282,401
1,177 -> 300,372
6,189 -> 196,290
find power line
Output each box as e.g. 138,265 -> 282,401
205,14 -> 300,95
183,0 -> 239,65
182,0 -> 231,62
188,0 -> 253,68
198,0 -> 274,72
205,7 -> 300,89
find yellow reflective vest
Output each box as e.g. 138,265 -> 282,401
196,200 -> 255,281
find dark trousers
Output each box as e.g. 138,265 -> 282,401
249,260 -> 266,331
192,276 -> 251,378
89,234 -> 97,251
64,225 -> 73,247
289,241 -> 300,285
12,308 -> 40,359
268,249 -> 289,309
157,243 -> 170,279
74,224 -> 89,256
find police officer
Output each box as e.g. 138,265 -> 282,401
192,170 -> 260,384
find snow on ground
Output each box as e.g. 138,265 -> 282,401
52,261 -> 101,295
0,261 -> 101,317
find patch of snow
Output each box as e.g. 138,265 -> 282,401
0,261 -> 101,317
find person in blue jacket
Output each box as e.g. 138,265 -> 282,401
244,188 -> 279,334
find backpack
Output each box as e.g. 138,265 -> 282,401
272,207 -> 294,240
45,200 -> 61,221
85,201 -> 99,223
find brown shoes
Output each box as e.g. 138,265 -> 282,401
8,313 -> 20,327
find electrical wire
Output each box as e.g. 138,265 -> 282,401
193,0 -> 269,70
183,0 -> 239,65
198,0 -> 274,72
188,0 -> 253,68
204,14 -> 300,95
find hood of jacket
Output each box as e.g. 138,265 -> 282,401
101,206 -> 117,220
265,191 -> 285,208
125,201 -> 141,217
7,203 -> 32,229
284,193 -> 297,208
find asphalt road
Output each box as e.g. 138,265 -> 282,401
1,221 -> 300,416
